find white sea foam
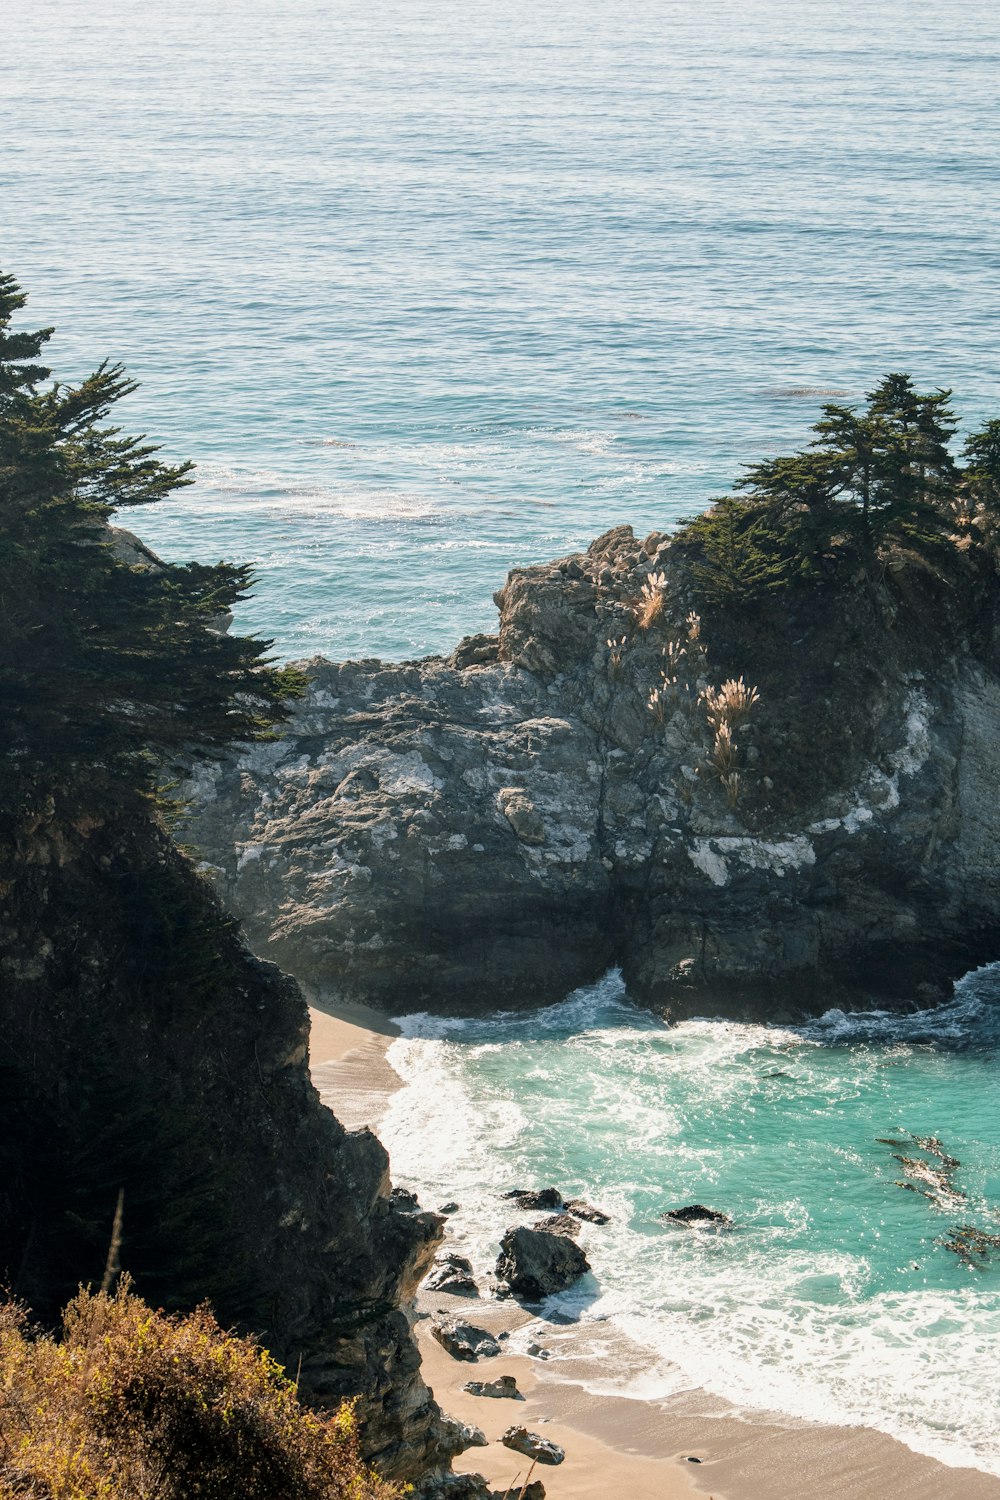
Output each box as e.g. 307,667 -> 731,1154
382,968 -> 1000,1477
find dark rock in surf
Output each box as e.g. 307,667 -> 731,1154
662,1204 -> 732,1228
500,1187 -> 564,1211
496,1226 -> 590,1301
564,1198 -> 610,1224
533,1213 -> 581,1239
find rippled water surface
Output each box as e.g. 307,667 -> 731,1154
5,0 -> 1000,657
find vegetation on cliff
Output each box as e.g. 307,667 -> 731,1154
0,1282 -> 403,1499
678,374 -> 1000,606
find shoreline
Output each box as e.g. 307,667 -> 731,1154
309,1001 -> 1000,1499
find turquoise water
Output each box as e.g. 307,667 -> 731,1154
382,971 -> 1000,1475
7,0 -> 1000,1473
5,0 -> 1000,658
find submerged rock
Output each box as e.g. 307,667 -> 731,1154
432,1321 -> 503,1362
500,1427 -> 566,1465
496,1226 -> 590,1300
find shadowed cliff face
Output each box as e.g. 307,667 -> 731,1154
181,525 -> 1000,1020
0,799 -> 462,1486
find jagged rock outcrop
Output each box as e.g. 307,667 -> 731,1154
180,524 -> 1000,1018
0,799 -> 462,1487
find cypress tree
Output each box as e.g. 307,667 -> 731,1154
0,272 -> 304,819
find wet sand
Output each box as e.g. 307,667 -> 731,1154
310,1002 -> 1000,1500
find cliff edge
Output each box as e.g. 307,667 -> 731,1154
0,796 -> 463,1488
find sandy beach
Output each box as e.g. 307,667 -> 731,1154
308,1000 -> 1000,1500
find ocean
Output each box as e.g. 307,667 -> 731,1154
5,0 -> 1000,1474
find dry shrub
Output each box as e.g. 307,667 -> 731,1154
632,571 -> 668,630
700,676 -> 760,733
0,1282 -> 404,1500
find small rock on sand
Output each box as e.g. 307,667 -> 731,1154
501,1426 -> 565,1465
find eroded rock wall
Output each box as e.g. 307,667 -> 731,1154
181,526 -> 1000,1018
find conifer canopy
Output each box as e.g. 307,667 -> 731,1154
0,272 -> 304,817
679,374 -> 999,607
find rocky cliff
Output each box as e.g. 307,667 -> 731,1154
0,796 -> 465,1489
181,524 -> 1000,1018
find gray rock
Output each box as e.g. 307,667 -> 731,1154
564,1198 -> 610,1224
439,1201 -> 460,1215
496,1226 -> 590,1301
432,1320 -> 503,1362
424,1252 -> 479,1297
463,1375 -> 522,1399
662,1204 -> 732,1228
500,1426 -> 566,1465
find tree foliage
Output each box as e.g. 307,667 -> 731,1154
0,271 -> 304,818
679,373 -> 1000,608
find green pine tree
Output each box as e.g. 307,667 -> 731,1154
0,272 -> 304,818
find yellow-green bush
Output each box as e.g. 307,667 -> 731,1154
0,1281 -> 405,1500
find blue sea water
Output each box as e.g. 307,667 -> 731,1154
6,0 -> 1000,1475
4,0 -> 1000,658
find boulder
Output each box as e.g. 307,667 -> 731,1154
564,1198 -> 610,1224
491,1486 -> 545,1500
432,1321 -> 502,1362
500,1187 -> 563,1211
463,1375 -> 522,1399
424,1252 -> 479,1297
500,1427 -> 565,1466
495,1226 -> 590,1301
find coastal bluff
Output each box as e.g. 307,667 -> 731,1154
183,523 -> 1000,1019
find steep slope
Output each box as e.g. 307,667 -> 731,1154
0,794 -> 462,1488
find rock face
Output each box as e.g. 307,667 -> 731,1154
0,799 -> 460,1487
496,1227 -> 591,1301
181,524 -> 1000,1019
